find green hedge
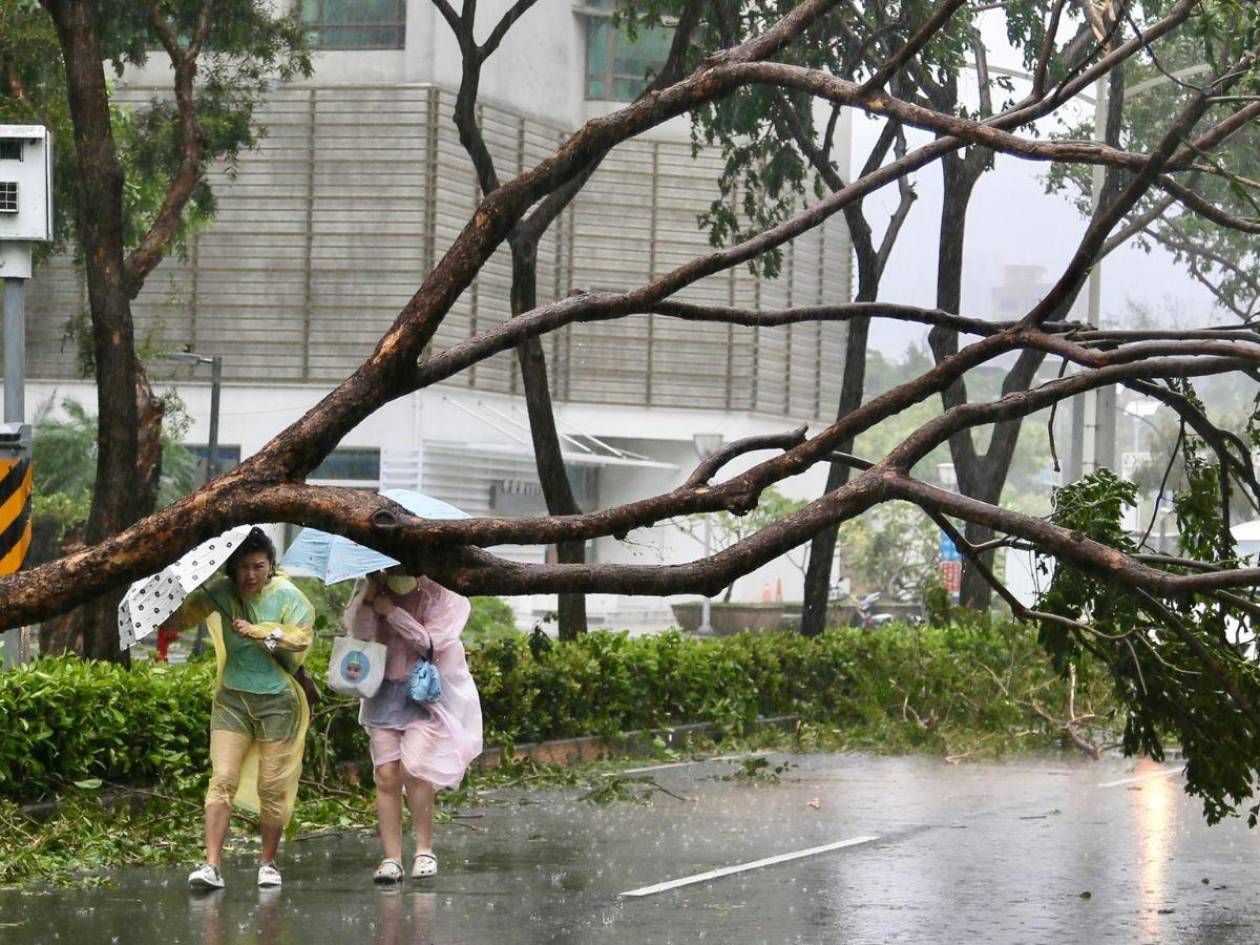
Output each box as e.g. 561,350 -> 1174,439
0,622 -> 1109,800
468,621 -> 1085,743
0,658 -> 214,798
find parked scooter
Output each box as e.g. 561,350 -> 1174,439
849,592 -> 895,629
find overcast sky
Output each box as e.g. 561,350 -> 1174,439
846,14 -> 1221,358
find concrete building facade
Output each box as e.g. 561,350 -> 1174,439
11,1 -> 853,629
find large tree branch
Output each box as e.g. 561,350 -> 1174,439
887,346 -> 1260,473
1159,174 -> 1260,234
887,476 -> 1260,597
1021,55 -> 1252,330
858,0 -> 968,94
275,0 -> 1196,481
8,0 -> 1255,643
253,0 -> 848,481
123,0 -> 216,295
684,427 -> 809,489
716,61 -> 1225,176
1032,0 -> 1072,98
1102,193 -> 1178,257
3,324 -> 1258,625
478,0 -> 542,62
823,450 -> 1103,637
409,296 -> 1040,393
408,39 -> 1241,400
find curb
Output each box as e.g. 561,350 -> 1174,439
470,715 -> 801,771
17,715 -> 802,820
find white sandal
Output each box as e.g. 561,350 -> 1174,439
373,858 -> 404,884
411,852 -> 438,879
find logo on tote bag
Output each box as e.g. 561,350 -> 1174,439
341,650 -> 370,682
327,636 -> 387,697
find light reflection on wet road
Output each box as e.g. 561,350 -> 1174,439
2,753 -> 1257,944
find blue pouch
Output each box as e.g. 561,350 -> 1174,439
407,641 -> 443,704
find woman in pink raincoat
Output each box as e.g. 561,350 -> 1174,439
344,568 -> 483,883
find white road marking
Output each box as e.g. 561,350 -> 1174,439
621,751 -> 772,776
1098,766 -> 1185,788
618,835 -> 879,898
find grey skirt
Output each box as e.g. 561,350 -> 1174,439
359,678 -> 430,729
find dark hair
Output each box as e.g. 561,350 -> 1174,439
225,526 -> 276,578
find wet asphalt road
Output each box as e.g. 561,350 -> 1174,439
2,752 -> 1258,944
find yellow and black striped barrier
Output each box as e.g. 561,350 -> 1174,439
0,455 -> 32,576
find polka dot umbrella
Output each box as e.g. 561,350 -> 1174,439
117,525 -> 256,650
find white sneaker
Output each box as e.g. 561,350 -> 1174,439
257,862 -> 282,888
188,863 -> 225,889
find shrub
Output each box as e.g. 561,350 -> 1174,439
463,596 -> 519,646
0,622 -> 1114,801
0,658 -> 213,799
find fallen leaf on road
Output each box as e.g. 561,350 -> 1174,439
806,797 -> 821,810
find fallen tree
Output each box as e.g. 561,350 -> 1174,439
4,0 -> 1260,822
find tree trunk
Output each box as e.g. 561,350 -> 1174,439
930,151 -> 993,610
799,317 -> 870,636
955,472 -> 1001,611
46,0 -> 154,661
799,194 -> 884,637
511,240 -> 587,639
931,61 -> 1128,611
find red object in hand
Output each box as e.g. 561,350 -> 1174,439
155,625 -> 178,663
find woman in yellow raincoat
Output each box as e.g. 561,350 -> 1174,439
158,527 -> 315,891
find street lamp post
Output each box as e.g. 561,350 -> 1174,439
692,433 -> 724,635
160,352 -> 223,485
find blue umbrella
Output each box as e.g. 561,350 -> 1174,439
281,489 -> 469,585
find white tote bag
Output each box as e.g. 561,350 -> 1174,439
327,636 -> 388,698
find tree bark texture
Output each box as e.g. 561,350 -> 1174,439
44,0 -> 161,661
798,212 -> 880,636
511,240 -> 588,639
799,109 -> 914,636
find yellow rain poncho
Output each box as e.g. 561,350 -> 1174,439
171,570 -> 315,826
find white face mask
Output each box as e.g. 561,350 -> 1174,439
385,574 -> 418,595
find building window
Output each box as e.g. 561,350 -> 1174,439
310,447 -> 381,483
581,1 -> 674,101
0,140 -> 22,161
300,0 -> 406,50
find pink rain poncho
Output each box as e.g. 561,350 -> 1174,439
344,577 -> 484,789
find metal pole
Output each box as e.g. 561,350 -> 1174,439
2,277 -> 25,668
699,515 -> 713,634
1088,76 -> 1117,473
3,277 -> 24,425
206,355 -> 222,484
1067,393 -> 1085,484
